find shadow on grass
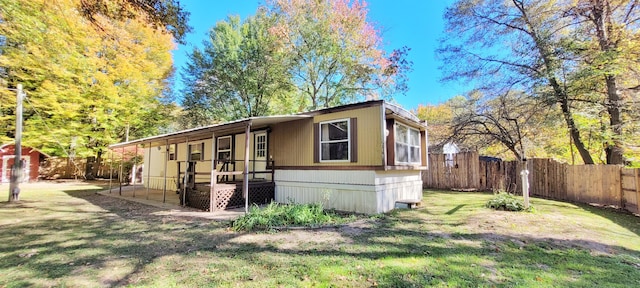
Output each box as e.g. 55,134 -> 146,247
445,204 -> 466,215
0,186 -> 638,287
564,201 -> 640,237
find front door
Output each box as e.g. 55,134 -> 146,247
253,131 -> 267,179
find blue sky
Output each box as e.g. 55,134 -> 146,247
172,0 -> 464,110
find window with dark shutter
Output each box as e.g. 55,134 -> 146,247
316,118 -> 352,162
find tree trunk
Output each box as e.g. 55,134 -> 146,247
555,80 -> 595,164
590,0 -> 624,164
94,150 -> 103,178
512,0 -> 595,164
85,156 -> 96,180
604,75 -> 624,164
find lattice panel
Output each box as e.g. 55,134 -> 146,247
209,182 -> 275,211
248,183 -> 275,205
185,189 -> 211,211
213,186 -> 243,211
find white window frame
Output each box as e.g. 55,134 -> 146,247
216,136 -> 232,161
319,118 -> 350,162
395,122 -> 421,165
189,142 -> 204,161
255,132 -> 267,159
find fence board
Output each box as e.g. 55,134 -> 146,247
621,168 -> 639,213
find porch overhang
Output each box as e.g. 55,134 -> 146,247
108,114 -> 312,149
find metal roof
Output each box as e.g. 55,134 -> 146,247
108,115 -> 311,149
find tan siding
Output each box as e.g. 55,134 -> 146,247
271,105 -> 384,167
271,119 -> 314,166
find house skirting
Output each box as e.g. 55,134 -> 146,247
274,170 -> 422,214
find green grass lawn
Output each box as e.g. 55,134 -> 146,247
1,182 -> 639,287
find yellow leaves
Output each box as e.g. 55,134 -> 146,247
1,0 -> 175,155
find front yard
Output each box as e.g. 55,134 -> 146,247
0,182 -> 639,287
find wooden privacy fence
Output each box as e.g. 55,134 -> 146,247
423,152 -> 640,214
423,152 -> 506,191
41,157 -> 113,179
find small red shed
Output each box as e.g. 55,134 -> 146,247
0,143 -> 49,183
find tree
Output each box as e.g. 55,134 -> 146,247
180,12 -> 294,126
449,90 -> 555,160
268,0 -> 412,110
0,0 -> 175,160
563,0 -> 640,164
415,101 -> 456,148
79,0 -> 191,44
440,0 -> 640,164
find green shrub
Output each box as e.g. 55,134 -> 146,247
231,202 -> 353,232
486,193 -> 530,211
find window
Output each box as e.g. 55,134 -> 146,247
320,119 -> 350,161
168,144 -> 176,161
255,133 -> 266,158
217,136 -> 232,161
395,123 -> 421,165
189,143 -> 204,161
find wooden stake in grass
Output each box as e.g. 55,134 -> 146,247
521,158 -> 530,209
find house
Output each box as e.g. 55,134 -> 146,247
108,100 -> 428,214
0,143 -> 49,183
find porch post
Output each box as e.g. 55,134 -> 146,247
209,131 -> 216,212
119,146 -> 124,195
146,142 -> 151,200
132,144 -> 137,198
183,137 -> 190,207
108,149 -> 114,193
163,139 -> 168,203
243,120 -> 252,214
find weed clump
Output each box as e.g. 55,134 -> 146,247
232,202 -> 354,231
486,192 -> 531,211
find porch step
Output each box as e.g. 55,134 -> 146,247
395,199 -> 422,209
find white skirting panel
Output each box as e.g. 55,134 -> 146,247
375,171 -> 423,213
274,170 -> 423,214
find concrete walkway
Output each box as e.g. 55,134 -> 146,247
99,184 -> 247,221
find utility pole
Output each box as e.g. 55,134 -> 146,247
9,84 -> 24,202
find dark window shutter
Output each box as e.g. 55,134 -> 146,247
313,123 -> 319,163
350,118 -> 358,163
386,119 -> 395,166
420,130 -> 426,166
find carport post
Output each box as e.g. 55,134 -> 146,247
243,120 -> 252,214
209,131 -> 216,212
163,139 -> 168,203
132,144 -> 137,198
108,149 -> 114,193
183,137 -> 190,206
146,142 -> 151,200
119,146 -> 124,195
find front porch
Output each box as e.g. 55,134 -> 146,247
108,117 -> 304,213
99,184 -> 249,220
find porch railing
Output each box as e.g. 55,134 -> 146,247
213,159 -> 275,183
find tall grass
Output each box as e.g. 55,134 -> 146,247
232,202 -> 354,231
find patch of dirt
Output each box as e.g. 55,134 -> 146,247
464,209 -> 629,256
228,219 -> 375,249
